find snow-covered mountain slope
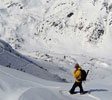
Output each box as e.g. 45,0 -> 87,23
0,0 -> 112,56
0,63 -> 112,100
0,39 -> 65,82
0,31 -> 112,100
0,0 -> 112,85
0,39 -> 112,83
1,41 -> 112,100
0,0 -> 112,100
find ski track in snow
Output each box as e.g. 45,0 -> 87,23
59,90 -> 77,100
0,51 -> 109,100
59,90 -> 102,100
87,94 -> 101,100
0,40 -> 112,100
0,67 -> 102,100
0,68 -> 61,100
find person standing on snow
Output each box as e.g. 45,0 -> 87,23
69,63 -> 84,94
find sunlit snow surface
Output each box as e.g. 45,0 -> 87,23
0,40 -> 112,100
0,0 -> 112,56
0,0 -> 112,100
0,59 -> 112,100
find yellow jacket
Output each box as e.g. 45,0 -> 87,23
73,67 -> 82,82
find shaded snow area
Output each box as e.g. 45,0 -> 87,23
0,40 -> 64,82
0,40 -> 112,100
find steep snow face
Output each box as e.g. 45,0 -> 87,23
40,0 -> 112,55
0,0 -> 112,56
0,40 -> 65,82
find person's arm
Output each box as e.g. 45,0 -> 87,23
73,70 -> 76,78
73,70 -> 81,80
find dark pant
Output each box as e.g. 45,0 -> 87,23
69,82 -> 84,93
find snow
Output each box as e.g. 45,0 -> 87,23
0,40 -> 112,100
0,64 -> 112,100
0,0 -> 112,56
0,0 -> 112,100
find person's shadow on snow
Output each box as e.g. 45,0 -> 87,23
89,89 -> 108,93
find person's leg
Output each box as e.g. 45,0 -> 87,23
78,82 -> 84,94
69,82 -> 78,94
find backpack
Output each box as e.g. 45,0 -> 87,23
81,69 -> 89,81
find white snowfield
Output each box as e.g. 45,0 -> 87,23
0,0 -> 112,56
0,0 -> 112,100
0,61 -> 112,100
0,40 -> 112,100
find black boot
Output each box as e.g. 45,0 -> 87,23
69,90 -> 74,94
